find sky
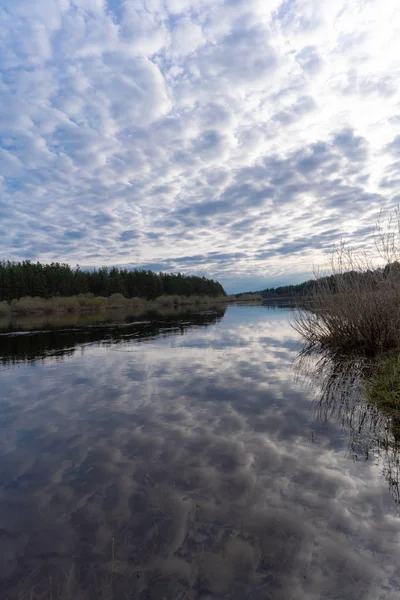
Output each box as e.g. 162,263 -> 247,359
0,0 -> 399,293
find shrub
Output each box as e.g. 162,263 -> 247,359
0,300 -> 10,315
294,272 -> 400,356
2,291 -> 233,316
11,296 -> 50,314
76,294 -> 107,309
107,293 -> 129,308
55,296 -> 80,312
153,294 -> 225,307
294,215 -> 400,357
130,296 -> 147,308
236,293 -> 262,302
154,295 -> 177,307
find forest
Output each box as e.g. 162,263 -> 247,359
236,280 -> 315,299
237,262 -> 400,300
0,261 -> 226,302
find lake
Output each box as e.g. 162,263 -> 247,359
1,304 -> 399,599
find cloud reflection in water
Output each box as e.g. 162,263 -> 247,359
0,306 -> 399,599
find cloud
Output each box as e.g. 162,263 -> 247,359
119,229 -> 137,241
387,135 -> 400,154
0,0 -> 399,292
272,95 -> 316,126
296,45 -> 322,75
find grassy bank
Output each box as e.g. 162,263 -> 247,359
296,284 -> 400,495
367,354 -> 400,441
234,293 -> 263,302
294,244 -> 400,356
294,283 -> 400,356
293,210 -> 400,498
0,303 -> 228,334
0,293 -> 239,316
292,210 -> 400,356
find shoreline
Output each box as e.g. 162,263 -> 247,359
0,293 -> 262,317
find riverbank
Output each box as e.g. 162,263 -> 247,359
0,303 -> 229,333
366,353 -> 400,441
0,293 -> 242,316
295,280 -> 400,450
292,209 -> 400,465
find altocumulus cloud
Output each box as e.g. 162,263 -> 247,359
0,0 -> 399,292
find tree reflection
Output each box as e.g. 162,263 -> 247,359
0,307 -> 226,365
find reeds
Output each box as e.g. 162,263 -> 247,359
2,293 -> 235,316
294,209 -> 400,356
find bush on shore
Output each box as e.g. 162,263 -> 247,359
294,209 -> 400,356
3,293 -> 236,315
0,300 -> 10,315
235,293 -> 262,302
10,296 -> 52,314
294,269 -> 400,355
153,294 -> 233,307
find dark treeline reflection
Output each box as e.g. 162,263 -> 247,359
0,307 -> 226,365
297,351 -> 400,504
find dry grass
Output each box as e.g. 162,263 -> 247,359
293,208 -> 400,357
294,270 -> 400,356
3,293 -> 234,316
0,299 -> 10,315
235,293 -> 263,302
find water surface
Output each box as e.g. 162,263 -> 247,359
0,305 -> 399,599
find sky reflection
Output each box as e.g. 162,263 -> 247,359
0,306 -> 399,599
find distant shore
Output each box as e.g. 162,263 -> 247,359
0,293 -> 262,316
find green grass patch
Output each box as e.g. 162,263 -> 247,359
367,354 -> 400,440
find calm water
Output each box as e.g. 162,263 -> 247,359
1,305 -> 399,599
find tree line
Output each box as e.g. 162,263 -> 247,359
236,281 -> 315,299
0,261 -> 226,302
238,261 -> 400,300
